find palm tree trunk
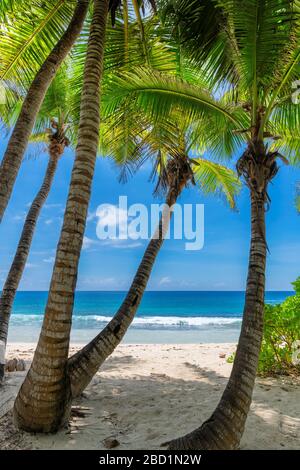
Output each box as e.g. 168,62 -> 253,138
13,0 -> 109,433
0,0 -> 89,223
0,154 -> 59,383
167,189 -> 267,450
67,187 -> 179,398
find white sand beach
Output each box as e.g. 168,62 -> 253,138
0,342 -> 299,450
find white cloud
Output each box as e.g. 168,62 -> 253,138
96,203 -> 145,243
82,235 -> 141,251
13,212 -> 26,222
77,276 -> 123,289
159,276 -> 171,286
25,263 -> 37,269
87,210 -> 97,222
43,256 -> 55,263
45,218 -> 53,225
31,249 -> 55,256
113,242 -> 143,249
214,282 -> 226,288
88,202 -> 147,250
100,239 -> 143,249
96,204 -> 128,238
44,203 -> 62,209
82,236 -> 98,250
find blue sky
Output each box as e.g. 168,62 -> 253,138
0,137 -> 300,291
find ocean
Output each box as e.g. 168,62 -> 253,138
7,291 -> 292,344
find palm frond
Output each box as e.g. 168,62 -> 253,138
218,1 -> 297,97
103,68 -> 245,129
192,157 -> 241,208
159,0 -> 238,85
0,0 -> 27,21
266,96 -> 300,163
0,0 -> 77,94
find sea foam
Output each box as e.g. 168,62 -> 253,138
10,313 -> 242,330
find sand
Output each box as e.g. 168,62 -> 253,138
0,342 -> 299,450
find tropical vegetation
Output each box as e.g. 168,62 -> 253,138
105,0 -> 300,449
228,276 -> 300,376
0,0 -> 299,451
0,0 -> 89,221
259,278 -> 300,376
0,69 -> 71,383
6,0 -> 240,431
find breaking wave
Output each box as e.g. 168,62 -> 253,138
10,313 -> 242,330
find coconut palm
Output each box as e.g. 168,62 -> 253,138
105,0 -> 300,448
13,2 -> 241,431
66,112 -> 241,398
0,0 -> 89,222
0,69 -> 72,383
13,0 -> 110,433
12,0 -> 159,433
1,8 -> 177,379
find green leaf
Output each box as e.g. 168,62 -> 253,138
0,0 -> 77,92
192,157 -> 241,208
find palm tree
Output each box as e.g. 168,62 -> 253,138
0,0 -> 89,222
0,120 -> 68,383
66,114 -> 241,398
13,0 -> 110,433
0,70 -> 72,383
12,0 -> 170,432
105,0 -> 300,448
13,3 -> 240,430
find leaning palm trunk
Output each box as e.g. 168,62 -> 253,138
67,185 -> 181,398
13,0 -> 109,433
0,130 -> 67,383
166,147 -> 276,450
0,0 -> 89,223
67,156 -> 193,397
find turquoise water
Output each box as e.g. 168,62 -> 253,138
8,291 -> 292,343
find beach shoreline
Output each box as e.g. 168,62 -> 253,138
7,325 -> 242,344
1,342 -> 299,450
7,290 -> 291,346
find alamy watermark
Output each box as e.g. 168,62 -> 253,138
94,196 -> 204,251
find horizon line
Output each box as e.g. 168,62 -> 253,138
10,289 -> 294,293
